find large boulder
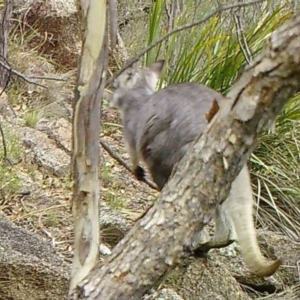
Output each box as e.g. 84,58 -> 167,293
0,212 -> 69,300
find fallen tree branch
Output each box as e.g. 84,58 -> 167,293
70,14 -> 300,300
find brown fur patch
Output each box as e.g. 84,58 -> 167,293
205,99 -> 220,123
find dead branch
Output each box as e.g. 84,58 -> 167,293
0,59 -> 48,89
108,0 -> 117,50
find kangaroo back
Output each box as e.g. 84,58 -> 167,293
136,83 -> 225,189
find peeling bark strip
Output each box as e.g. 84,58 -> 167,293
69,0 -> 109,294
70,15 -> 300,300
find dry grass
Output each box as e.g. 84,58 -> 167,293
7,34 -> 76,125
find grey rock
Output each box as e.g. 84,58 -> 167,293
0,217 -> 69,300
21,126 -> 70,176
152,288 -> 185,300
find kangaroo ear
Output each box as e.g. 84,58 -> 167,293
148,60 -> 165,76
145,60 -> 166,92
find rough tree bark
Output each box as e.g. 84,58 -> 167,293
69,0 -> 108,294
0,0 -> 12,87
69,14 -> 300,300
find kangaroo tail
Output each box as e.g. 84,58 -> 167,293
226,165 -> 281,277
234,215 -> 282,276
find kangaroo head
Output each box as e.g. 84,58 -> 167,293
110,60 -> 165,109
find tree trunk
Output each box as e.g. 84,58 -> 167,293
0,0 -> 12,88
69,0 -> 108,294
69,14 -> 300,300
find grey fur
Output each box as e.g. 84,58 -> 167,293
110,60 -> 281,277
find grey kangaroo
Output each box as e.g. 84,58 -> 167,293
110,60 -> 281,277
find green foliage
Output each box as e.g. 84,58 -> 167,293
105,190 -> 124,211
7,81 -> 25,105
0,167 -> 21,195
0,125 -> 22,162
147,1 -> 291,91
252,93 -> 300,238
0,126 -> 22,194
100,162 -> 126,210
23,109 -> 43,128
101,163 -> 114,187
43,212 -> 59,227
146,1 -> 299,237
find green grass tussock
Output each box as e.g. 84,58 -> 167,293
146,0 -> 300,238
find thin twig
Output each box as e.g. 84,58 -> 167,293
0,122 -> 8,158
0,65 -> 17,118
106,0 -> 266,86
0,59 -> 48,89
100,139 -> 158,190
29,75 -> 67,81
0,122 -> 12,166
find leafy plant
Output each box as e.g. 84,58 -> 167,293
146,0 -> 299,237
